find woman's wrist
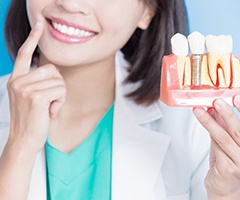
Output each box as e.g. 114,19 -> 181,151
0,140 -> 39,200
5,135 -> 40,163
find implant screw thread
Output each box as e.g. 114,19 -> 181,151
191,54 -> 203,86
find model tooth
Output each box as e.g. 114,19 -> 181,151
206,34 -> 233,55
201,55 -> 213,86
206,35 -> 218,54
171,33 -> 189,88
216,35 -> 233,55
232,57 -> 240,87
188,31 -> 205,54
206,35 -> 233,87
183,57 -> 191,86
218,68 -> 226,87
171,33 -> 188,56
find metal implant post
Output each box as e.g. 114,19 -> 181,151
191,54 -> 203,86
187,31 -> 205,87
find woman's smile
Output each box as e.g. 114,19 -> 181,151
48,17 -> 97,44
26,0 -> 152,67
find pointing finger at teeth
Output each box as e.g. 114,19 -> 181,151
12,21 -> 44,79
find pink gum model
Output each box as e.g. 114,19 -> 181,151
160,54 -> 240,107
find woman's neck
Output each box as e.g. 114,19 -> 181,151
38,53 -> 115,117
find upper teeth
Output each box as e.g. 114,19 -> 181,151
52,21 -> 95,38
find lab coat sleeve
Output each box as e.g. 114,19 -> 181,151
189,118 -> 210,200
0,74 -> 10,156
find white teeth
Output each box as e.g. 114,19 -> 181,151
53,22 -> 57,29
57,23 -> 61,31
171,33 -> 189,57
52,21 -> 95,38
74,29 -> 80,36
206,34 -> 233,87
60,25 -> 68,34
188,31 -> 205,54
67,27 -> 75,36
171,33 -> 189,88
206,35 -> 233,55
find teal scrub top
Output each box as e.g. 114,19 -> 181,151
45,104 -> 114,200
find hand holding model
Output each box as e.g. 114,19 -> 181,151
161,31 -> 240,198
194,98 -> 240,199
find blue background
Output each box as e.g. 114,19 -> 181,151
185,0 -> 240,55
0,0 -> 240,75
0,0 -> 12,76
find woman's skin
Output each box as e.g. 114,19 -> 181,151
193,98 -> 240,199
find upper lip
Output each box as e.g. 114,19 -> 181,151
48,16 -> 98,33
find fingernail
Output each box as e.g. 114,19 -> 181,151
35,21 -> 43,30
193,107 -> 206,117
234,95 -> 240,107
214,98 -> 227,109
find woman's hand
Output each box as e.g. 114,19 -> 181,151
7,21 -> 66,153
193,97 -> 240,199
0,21 -> 66,200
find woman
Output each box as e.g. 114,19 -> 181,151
0,0 -> 240,199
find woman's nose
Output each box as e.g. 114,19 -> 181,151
56,0 -> 91,14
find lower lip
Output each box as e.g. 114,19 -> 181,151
48,22 -> 95,44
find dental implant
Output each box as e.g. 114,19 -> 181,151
188,31 -> 205,87
191,54 -> 203,86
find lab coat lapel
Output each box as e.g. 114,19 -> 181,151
27,149 -> 47,200
112,100 -> 171,200
112,52 -> 171,200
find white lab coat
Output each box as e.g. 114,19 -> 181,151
0,52 -> 210,200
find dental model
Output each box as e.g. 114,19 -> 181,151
160,31 -> 240,107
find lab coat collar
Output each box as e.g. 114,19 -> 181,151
111,52 -> 171,200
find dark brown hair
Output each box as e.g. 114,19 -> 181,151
5,0 -> 188,106
122,0 -> 188,105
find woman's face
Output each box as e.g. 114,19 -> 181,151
26,0 -> 153,67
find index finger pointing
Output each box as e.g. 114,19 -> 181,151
12,21 -> 44,78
